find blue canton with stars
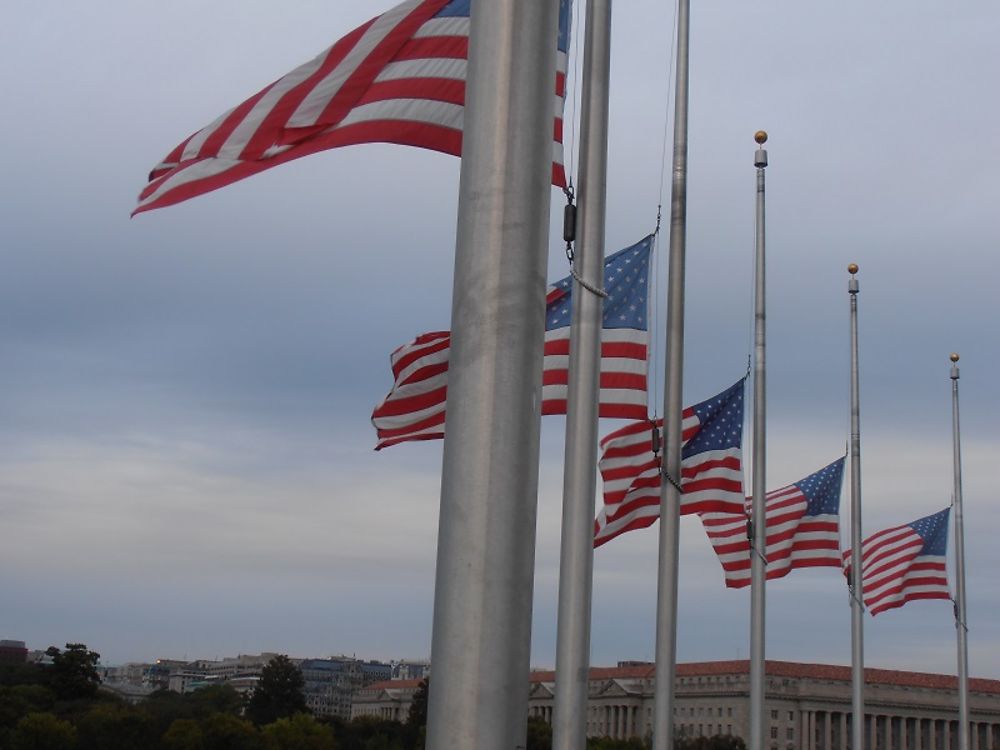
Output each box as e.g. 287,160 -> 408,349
437,0 -> 573,54
795,457 -> 846,516
908,508 -> 950,556
546,235 -> 652,332
682,379 -> 745,457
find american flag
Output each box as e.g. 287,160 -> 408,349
371,236 -> 653,450
593,378 -> 745,548
700,457 -> 845,589
844,507 -> 951,617
135,0 -> 571,215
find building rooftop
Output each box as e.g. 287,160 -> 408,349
526,660 -> 1000,695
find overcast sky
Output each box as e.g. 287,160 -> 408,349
2,1 -> 998,679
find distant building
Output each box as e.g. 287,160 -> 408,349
352,660 -> 1000,749
392,659 -> 431,681
120,652 -> 392,718
0,640 -> 28,665
162,653 -> 279,696
299,657 -> 394,719
353,678 -> 425,722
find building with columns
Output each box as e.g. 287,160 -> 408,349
527,660 -> 1000,750
354,660 -> 1000,749
352,678 -> 424,721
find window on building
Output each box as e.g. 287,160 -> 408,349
727,724 -> 732,735
789,711 -> 794,721
771,710 -> 779,720
698,725 -> 703,736
728,708 -> 733,717
771,727 -> 778,739
787,728 -> 794,739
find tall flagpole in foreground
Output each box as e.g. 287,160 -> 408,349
748,131 -> 769,750
847,263 -> 865,750
653,0 -> 690,747
950,352 -> 970,750
552,1 -> 613,748
423,3 -> 560,749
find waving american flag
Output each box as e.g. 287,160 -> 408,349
135,0 -> 571,214
594,378 -> 745,548
700,457 -> 845,588
844,507 -> 951,617
372,237 -> 652,450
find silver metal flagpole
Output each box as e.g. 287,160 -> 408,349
749,131 -> 769,750
848,263 -> 865,750
653,0 -> 690,746
423,2 -> 560,748
552,1 -> 613,748
950,352 -> 970,750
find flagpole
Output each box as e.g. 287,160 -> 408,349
552,1 -> 613,748
423,3 -> 560,749
653,0 -> 690,746
848,263 -> 865,750
748,132 -> 768,750
950,352 -> 969,750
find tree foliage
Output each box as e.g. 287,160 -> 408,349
245,656 -> 307,727
405,679 -> 428,728
200,712 -> 263,750
45,644 -> 101,701
75,701 -> 156,750
526,715 -> 553,750
162,718 -> 205,750
261,713 -> 335,750
10,712 -> 78,750
675,735 -> 746,750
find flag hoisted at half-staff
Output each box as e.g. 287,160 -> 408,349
843,507 -> 952,617
593,378 -> 746,548
700,457 -> 845,589
134,0 -> 572,215
370,236 -> 653,449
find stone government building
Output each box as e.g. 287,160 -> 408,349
353,660 -> 1000,750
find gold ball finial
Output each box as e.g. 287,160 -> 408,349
950,352 -> 960,363
754,130 -> 768,144
847,263 -> 859,274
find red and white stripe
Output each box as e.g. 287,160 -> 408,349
593,410 -> 743,548
843,524 -> 950,617
371,324 -> 648,450
135,0 -> 568,215
371,331 -> 450,450
700,486 -> 841,589
541,327 -> 648,419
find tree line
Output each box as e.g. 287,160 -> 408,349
0,645 -> 747,750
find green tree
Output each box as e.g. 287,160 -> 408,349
261,713 -> 336,750
0,684 -> 57,730
245,656 -> 306,726
405,679 -> 427,728
45,644 -> 101,701
525,715 -> 552,750
188,685 -> 246,718
74,702 -> 154,750
675,735 -> 746,750
10,712 -> 78,750
162,718 -> 205,750
200,713 -> 263,750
